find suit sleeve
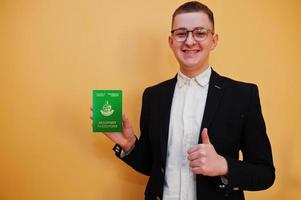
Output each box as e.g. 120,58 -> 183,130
114,88 -> 153,176
225,84 -> 275,191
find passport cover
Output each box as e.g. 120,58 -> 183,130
92,90 -> 122,132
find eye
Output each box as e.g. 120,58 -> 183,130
194,29 -> 207,38
174,30 -> 187,38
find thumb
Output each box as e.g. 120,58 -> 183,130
122,114 -> 134,133
201,128 -> 211,144
122,114 -> 130,129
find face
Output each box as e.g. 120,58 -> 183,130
169,12 -> 218,77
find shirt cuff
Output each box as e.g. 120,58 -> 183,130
113,143 -> 136,158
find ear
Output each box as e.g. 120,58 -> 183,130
168,36 -> 173,48
210,33 -> 219,50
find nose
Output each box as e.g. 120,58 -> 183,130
185,32 -> 196,46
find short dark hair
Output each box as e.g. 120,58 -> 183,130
172,1 -> 215,32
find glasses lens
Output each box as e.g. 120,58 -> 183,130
173,29 -> 187,42
193,29 -> 208,41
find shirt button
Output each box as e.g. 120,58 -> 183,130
233,187 -> 240,191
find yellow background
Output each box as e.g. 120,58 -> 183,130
0,0 -> 300,199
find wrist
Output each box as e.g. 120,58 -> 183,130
218,155 -> 228,176
122,136 -> 136,153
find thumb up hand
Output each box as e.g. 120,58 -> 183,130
187,128 -> 228,176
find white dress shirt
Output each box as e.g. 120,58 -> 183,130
162,67 -> 211,200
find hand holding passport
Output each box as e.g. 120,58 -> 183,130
103,114 -> 136,153
91,90 -> 136,152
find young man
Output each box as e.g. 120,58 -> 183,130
103,1 -> 275,199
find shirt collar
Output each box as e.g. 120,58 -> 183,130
177,67 -> 212,88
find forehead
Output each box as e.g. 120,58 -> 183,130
172,12 -> 212,30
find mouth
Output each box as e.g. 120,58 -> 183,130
182,49 -> 200,54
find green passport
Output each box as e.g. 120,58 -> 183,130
92,90 -> 122,132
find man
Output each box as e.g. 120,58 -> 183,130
99,1 -> 275,199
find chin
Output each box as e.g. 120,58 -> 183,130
180,65 -> 198,73
181,57 -> 202,66
181,62 -> 199,69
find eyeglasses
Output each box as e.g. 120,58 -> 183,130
171,27 -> 213,42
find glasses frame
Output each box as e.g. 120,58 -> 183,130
171,27 -> 214,42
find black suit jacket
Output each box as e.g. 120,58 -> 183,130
114,70 -> 275,200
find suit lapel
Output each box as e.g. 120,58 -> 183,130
159,76 -> 177,165
199,70 -> 225,143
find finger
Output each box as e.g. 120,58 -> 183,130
122,114 -> 126,125
187,145 -> 200,154
201,128 -> 211,144
122,114 -> 131,129
189,160 -> 200,168
191,166 -> 205,175
103,132 -> 111,136
189,158 -> 206,168
188,143 -> 207,154
103,132 -> 116,140
188,150 -> 206,161
103,132 -> 119,138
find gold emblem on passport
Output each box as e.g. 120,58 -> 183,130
101,100 -> 114,116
